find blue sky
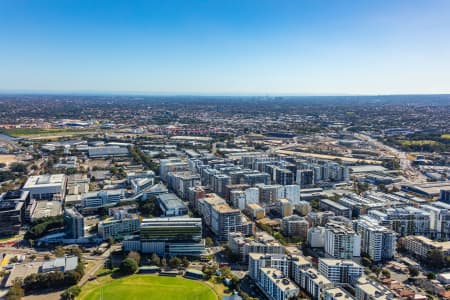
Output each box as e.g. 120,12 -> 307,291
0,0 -> 449,95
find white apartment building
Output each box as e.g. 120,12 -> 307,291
324,221 -> 361,259
318,258 -> 363,284
297,268 -> 333,300
257,268 -> 299,300
353,217 -> 396,262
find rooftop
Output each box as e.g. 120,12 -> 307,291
23,174 -> 66,188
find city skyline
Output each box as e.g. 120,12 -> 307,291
1,0 -> 450,95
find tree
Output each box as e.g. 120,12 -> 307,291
362,257 -> 372,267
205,237 -> 214,248
427,249 -> 445,267
64,270 -> 82,286
151,253 -> 160,266
427,272 -> 436,280
381,269 -> 391,278
9,256 -> 19,264
127,251 -> 141,265
181,257 -> 190,268
169,256 -> 181,269
6,279 -> 24,300
202,264 -> 218,280
371,265 -> 381,278
120,258 -> 138,275
220,267 -> 233,279
408,266 -> 419,277
55,246 -> 66,257
60,285 -> 81,300
161,258 -> 167,268
108,237 -> 115,247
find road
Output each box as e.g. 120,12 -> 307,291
354,133 -> 427,183
78,245 -> 120,286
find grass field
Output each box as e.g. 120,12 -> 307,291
79,275 -> 217,300
0,128 -> 91,137
442,134 -> 450,139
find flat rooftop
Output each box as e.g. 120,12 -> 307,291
157,193 -> 186,210
23,174 -> 65,188
32,200 -> 62,219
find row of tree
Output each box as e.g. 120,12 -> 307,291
25,215 -> 64,240
119,252 -> 191,275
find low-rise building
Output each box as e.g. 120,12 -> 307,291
400,235 -> 450,258
156,193 -> 188,217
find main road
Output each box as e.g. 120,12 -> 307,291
353,133 -> 427,183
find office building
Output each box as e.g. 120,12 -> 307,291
126,170 -> 155,184
0,190 -> 29,236
123,217 -> 205,257
81,189 -> 124,208
23,174 -> 67,200
64,208 -> 84,239
98,215 -> 140,240
318,258 -> 363,284
156,193 -> 188,217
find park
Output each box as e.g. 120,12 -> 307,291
79,275 -> 217,300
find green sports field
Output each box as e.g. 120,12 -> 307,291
79,275 -> 217,300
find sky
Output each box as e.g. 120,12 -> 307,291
0,0 -> 450,95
